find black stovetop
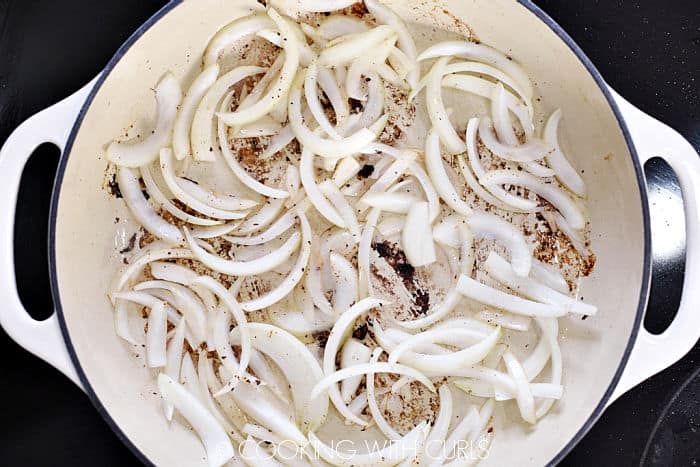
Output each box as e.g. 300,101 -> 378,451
0,1 -> 698,465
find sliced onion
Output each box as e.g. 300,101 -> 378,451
425,129 -> 473,215
176,177 -> 257,212
240,211 -> 311,311
158,374 -> 234,467
329,253 -> 359,313
289,87 -> 388,158
174,64 -> 220,160
108,73 -> 181,167
230,322 -> 328,432
117,166 -> 184,244
484,252 -> 596,316
160,148 -> 248,219
345,35 -> 396,100
361,192 -> 418,214
377,215 -> 405,237
217,10 -> 299,127
133,280 -> 208,343
308,421 -> 429,467
476,309 -> 531,332
319,25 -> 395,67
456,275 -> 566,317
534,318 -> 562,418
224,210 -> 296,246
319,180 -> 361,240
317,15 -> 369,39
300,147 -> 346,227
425,57 -> 466,154
402,201 -> 436,268
112,291 -> 168,368
322,297 -> 385,425
406,161 -> 440,223
502,350 -> 535,423
340,74 -> 385,135
190,222 -> 241,239
394,288 -> 462,330
366,348 -> 401,440
491,83 -> 519,146
530,260 -> 569,294
420,384 -> 453,464
480,169 -> 586,230
191,65 -> 266,162
297,0 -> 359,13
141,165 -> 222,227
465,117 -> 538,211
164,317 -> 187,420
358,208 -> 381,298
466,210 -> 531,276
237,199 -> 285,235
232,116 -> 282,138
332,157 -> 361,186
260,125 -> 295,161
358,153 -> 414,212
241,437 -> 282,467
184,226 -> 300,276
110,246 -> 194,298
305,60 -> 342,138
203,13 -> 275,66
478,118 -> 550,163
318,66 -> 350,127
339,338 -> 372,403
417,40 -> 533,101
270,303 -> 333,336
544,109 -> 586,197
113,299 -> 140,345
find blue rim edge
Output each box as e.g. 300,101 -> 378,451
46,1 -> 652,466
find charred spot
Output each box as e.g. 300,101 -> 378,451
358,164 -> 375,179
107,172 -> 122,198
119,233 -> 138,255
352,322 -> 368,340
313,330 -> 330,349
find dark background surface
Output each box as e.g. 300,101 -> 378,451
0,0 -> 698,465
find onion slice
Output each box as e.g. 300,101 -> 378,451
426,57 -> 466,154
544,109 -> 587,197
218,9 -> 300,127
367,348 -> 401,440
425,129 -> 473,216
203,13 -> 275,66
402,201 -> 436,268
466,211 -> 532,276
173,64 -> 220,160
184,226 -> 300,277
339,339 -> 372,403
300,147 -> 346,227
158,374 -> 234,467
108,73 -> 181,167
297,0 -> 359,13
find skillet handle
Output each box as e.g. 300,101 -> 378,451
608,89 -> 700,403
0,78 -> 98,390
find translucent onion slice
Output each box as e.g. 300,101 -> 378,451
402,201 -> 437,268
365,0 -> 419,89
190,222 -> 241,239
317,15 -> 369,39
426,57 -> 467,154
232,116 -> 282,138
191,65 -> 266,162
478,118 -> 550,163
230,323 -> 328,432
117,166 -> 184,244
269,304 -> 333,336
388,326 -> 501,374
393,288 -> 462,330
107,73 -> 181,167
176,177 -> 257,212
406,161 -> 441,223
480,169 -> 586,230
322,298 -> 386,425
173,64 -> 220,160
425,129 -> 473,215
216,98 -> 290,200
308,421 -> 429,467
339,338 -> 372,403
183,226 -> 300,276
113,299 -> 140,345
465,117 -> 538,211
318,66 -> 350,127
377,215 -> 405,237
477,309 -> 531,332
417,40 -> 533,101
361,192 -> 418,214
224,210 -> 296,246
203,13 -> 275,66
466,211 -> 531,276
345,35 -> 396,100
530,260 -> 569,294
240,211 -> 311,311
160,148 -> 248,220
289,87 -> 388,158
329,253 -> 359,313
300,147 -> 346,227
110,246 -> 194,298
444,61 -> 532,112
366,348 -> 401,440
112,292 -> 168,368
332,157 -> 361,186
133,280 -> 208,343
453,378 -> 562,402
534,318 -> 562,419
237,199 -> 285,235
420,384 -> 453,464
319,181 -> 361,240
211,307 -> 244,394
456,275 -> 566,318
357,152 -> 415,212
430,406 -> 480,466
158,374 -> 234,467
164,317 -> 187,420
260,125 -> 295,160
502,350 -> 536,423
141,165 -> 222,227
318,25 -> 396,66
340,74 -> 385,135
217,10 -> 299,127
544,109 -> 586,197
484,252 -> 597,316
358,208 -> 381,298
491,83 -> 519,146
305,60 -> 342,138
